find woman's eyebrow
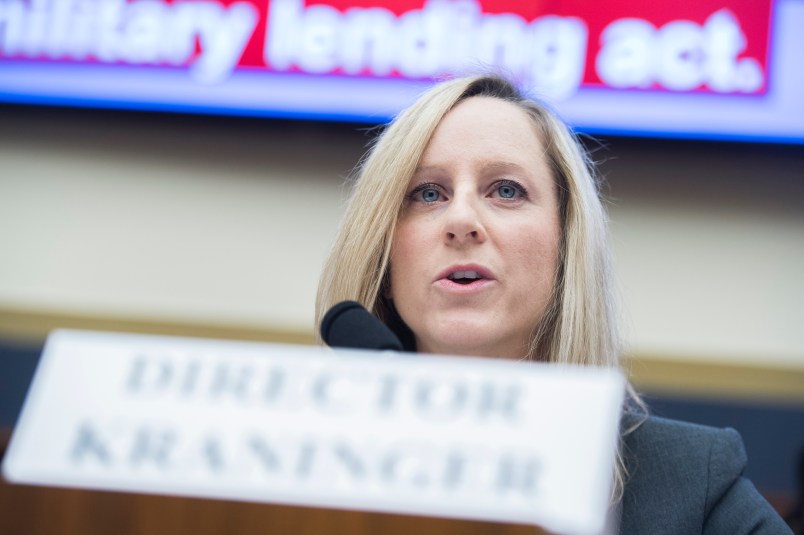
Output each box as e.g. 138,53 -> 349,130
480,161 -> 530,175
414,161 -> 529,175
413,164 -> 446,175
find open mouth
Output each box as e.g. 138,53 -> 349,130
446,270 -> 486,285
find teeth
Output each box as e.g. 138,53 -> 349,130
449,270 -> 481,280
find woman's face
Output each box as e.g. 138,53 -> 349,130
389,97 -> 561,359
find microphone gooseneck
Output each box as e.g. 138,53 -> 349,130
320,301 -> 403,351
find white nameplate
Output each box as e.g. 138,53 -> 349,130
3,330 -> 624,535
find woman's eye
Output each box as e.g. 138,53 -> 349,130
421,188 -> 440,202
498,184 -> 517,198
409,184 -> 443,204
492,180 -> 526,200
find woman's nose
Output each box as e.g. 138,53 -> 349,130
443,194 -> 487,245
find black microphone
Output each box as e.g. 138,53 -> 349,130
320,301 -> 403,351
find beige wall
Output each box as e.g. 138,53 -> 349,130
0,110 -> 363,335
598,139 -> 804,369
1,107 -> 803,386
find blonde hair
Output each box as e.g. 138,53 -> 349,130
316,75 -> 644,502
316,75 -> 620,367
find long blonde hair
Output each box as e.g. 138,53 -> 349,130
316,75 -> 620,368
316,75 -> 643,501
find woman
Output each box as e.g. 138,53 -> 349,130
316,75 -> 790,534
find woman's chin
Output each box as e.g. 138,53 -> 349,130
415,323 -> 517,359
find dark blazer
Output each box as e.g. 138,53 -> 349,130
617,413 -> 792,534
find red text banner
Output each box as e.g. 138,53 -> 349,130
0,0 -> 773,99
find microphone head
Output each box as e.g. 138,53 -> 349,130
320,301 -> 403,351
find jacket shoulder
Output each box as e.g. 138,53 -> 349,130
619,413 -> 791,535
